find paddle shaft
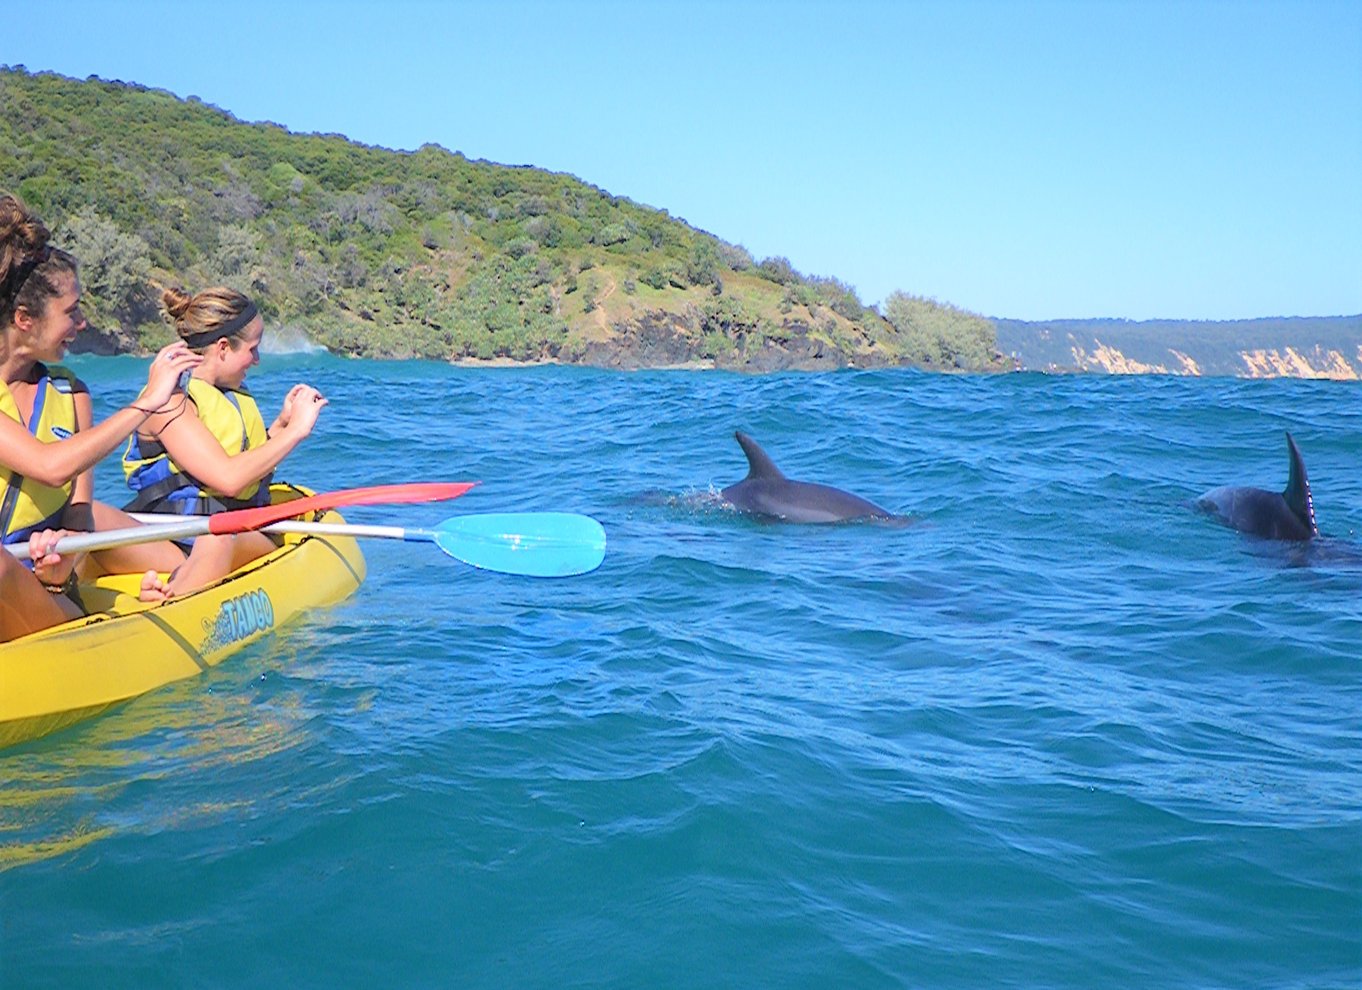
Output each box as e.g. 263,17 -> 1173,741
5,481 -> 475,561
132,516 -> 429,543
8,516 -> 214,560
129,515 -> 600,550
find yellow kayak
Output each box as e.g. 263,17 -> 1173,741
0,487 -> 365,748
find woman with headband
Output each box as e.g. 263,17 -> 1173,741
122,286 -> 327,598
0,192 -> 201,641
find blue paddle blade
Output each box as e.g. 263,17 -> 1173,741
431,513 -> 607,577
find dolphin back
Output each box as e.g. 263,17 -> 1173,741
1195,431 -> 1318,542
722,431 -> 900,523
1197,486 -> 1313,541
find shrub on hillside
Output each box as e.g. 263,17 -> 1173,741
756,256 -> 799,285
883,291 -> 997,370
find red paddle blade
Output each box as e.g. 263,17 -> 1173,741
208,482 -> 478,535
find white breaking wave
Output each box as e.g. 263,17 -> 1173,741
261,324 -> 328,355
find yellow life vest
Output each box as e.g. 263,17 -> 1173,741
122,377 -> 272,514
0,364 -> 80,545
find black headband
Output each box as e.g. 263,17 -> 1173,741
182,301 -> 259,349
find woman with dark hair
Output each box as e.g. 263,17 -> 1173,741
0,192 -> 200,641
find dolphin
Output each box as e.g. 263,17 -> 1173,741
719,431 -> 905,524
1196,432 -> 1318,541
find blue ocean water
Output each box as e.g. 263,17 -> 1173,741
2,355 -> 1359,989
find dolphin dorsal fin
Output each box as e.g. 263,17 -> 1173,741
1283,432 -> 1318,536
735,431 -> 786,481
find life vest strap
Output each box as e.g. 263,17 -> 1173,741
122,469 -> 275,515
0,470 -> 24,540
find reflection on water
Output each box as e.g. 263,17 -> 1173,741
0,635 -> 321,871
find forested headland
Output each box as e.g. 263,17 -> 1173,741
0,67 -> 1001,372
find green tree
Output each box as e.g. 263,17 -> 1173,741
883,291 -> 997,370
202,224 -> 265,290
57,209 -> 155,328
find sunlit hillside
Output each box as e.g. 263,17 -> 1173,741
0,67 -> 1000,372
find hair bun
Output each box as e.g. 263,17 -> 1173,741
0,193 -> 52,289
161,286 -> 194,320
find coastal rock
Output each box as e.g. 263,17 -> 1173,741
68,321 -> 138,357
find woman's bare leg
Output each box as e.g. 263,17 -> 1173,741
71,501 -> 187,578
0,552 -> 81,642
163,531 -> 276,598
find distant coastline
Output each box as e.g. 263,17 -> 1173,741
318,313 -> 1362,380
996,315 -> 1362,380
81,307 -> 1362,382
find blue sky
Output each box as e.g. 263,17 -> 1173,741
6,0 -> 1359,320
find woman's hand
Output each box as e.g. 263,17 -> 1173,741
271,384 -> 312,432
28,528 -> 78,591
279,385 -> 327,439
136,342 -> 202,412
